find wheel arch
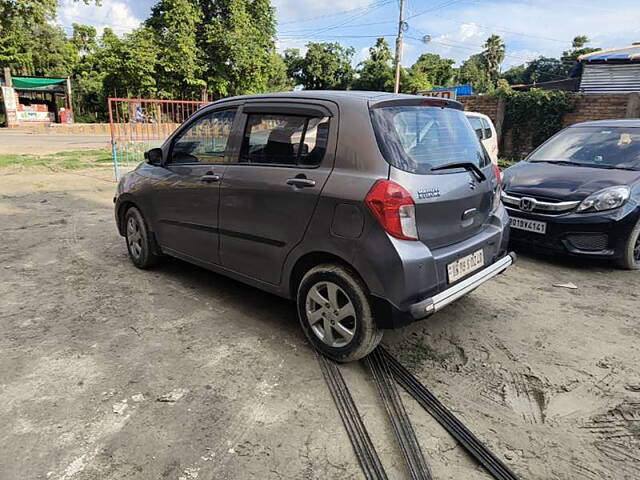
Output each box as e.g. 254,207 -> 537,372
115,198 -> 140,236
287,251 -> 368,300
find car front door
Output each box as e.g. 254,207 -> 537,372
152,107 -> 240,265
218,102 -> 336,285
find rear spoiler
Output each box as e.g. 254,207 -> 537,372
369,96 -> 463,111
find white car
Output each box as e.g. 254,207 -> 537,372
465,112 -> 498,165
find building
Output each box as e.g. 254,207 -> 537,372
579,44 -> 640,94
1,68 -> 74,127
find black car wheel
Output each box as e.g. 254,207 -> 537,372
297,263 -> 382,362
617,219 -> 640,270
124,207 -> 160,269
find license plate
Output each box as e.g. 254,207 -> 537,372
511,217 -> 547,234
447,249 -> 485,283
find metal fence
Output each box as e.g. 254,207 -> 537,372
108,97 -> 209,179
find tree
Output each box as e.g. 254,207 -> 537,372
481,34 -> 505,81
353,37 -> 394,91
146,0 -> 205,98
561,35 -> 599,73
409,53 -> 455,87
0,0 -> 97,74
456,53 -> 493,93
197,0 -> 279,97
285,42 -> 354,90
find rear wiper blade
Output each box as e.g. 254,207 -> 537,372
431,162 -> 486,181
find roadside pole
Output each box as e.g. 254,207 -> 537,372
393,0 -> 405,94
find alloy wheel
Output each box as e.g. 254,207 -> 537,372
634,234 -> 640,264
126,216 -> 143,259
305,281 -> 356,348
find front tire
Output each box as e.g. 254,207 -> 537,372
124,207 -> 159,269
297,263 -> 382,362
617,219 -> 640,270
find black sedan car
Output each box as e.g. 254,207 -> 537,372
502,119 -> 640,269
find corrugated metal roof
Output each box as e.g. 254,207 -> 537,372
579,64 -> 640,93
580,45 -> 640,63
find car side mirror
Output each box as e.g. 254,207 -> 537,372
145,148 -> 164,166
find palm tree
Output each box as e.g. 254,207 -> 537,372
482,34 -> 506,81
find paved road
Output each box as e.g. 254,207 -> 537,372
0,131 -> 111,154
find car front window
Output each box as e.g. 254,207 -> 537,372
529,126 -> 640,170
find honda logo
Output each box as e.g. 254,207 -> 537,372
519,197 -> 537,212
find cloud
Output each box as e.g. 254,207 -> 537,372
57,0 -> 141,36
273,0 -> 372,24
408,0 -> 640,67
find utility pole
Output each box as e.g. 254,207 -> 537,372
393,0 -> 405,94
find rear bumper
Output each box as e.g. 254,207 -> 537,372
409,251 -> 515,320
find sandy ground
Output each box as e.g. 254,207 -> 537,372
0,131 -> 111,154
1,167 -> 639,480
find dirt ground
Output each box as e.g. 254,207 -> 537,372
1,167 -> 639,480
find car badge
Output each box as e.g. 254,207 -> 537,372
417,188 -> 440,199
519,197 -> 537,212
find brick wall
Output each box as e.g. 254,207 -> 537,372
563,94 -> 630,126
459,92 -> 640,159
459,95 -> 500,125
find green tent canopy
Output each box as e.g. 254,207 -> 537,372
12,77 -> 66,91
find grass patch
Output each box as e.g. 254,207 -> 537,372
498,157 -> 518,170
0,150 -> 112,170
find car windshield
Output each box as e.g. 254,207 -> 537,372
370,105 -> 489,174
530,126 -> 640,170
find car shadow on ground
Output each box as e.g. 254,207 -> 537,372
149,254 -> 301,330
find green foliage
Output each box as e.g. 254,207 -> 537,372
482,34 -> 505,82
561,35 -> 600,72
285,42 -> 354,90
457,54 -> 493,93
146,0 -> 205,98
197,0 -> 278,96
500,87 -> 577,157
353,37 -> 394,91
410,53 -> 455,87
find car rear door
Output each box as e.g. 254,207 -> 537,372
152,106 -> 240,265
218,101 -> 336,285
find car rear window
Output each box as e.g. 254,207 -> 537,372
370,105 -> 489,174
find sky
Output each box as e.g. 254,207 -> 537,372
56,0 -> 640,69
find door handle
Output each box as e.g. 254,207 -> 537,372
286,178 -> 316,188
200,173 -> 221,183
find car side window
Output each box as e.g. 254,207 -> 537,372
171,109 -> 236,164
467,116 -> 485,141
481,118 -> 493,139
240,113 -> 330,166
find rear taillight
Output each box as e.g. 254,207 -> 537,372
492,164 -> 502,210
365,180 -> 418,241
493,164 -> 501,184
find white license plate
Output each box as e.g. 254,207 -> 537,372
511,217 -> 547,234
447,249 -> 485,283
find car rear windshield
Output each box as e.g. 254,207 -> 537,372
529,126 -> 640,170
370,105 -> 489,174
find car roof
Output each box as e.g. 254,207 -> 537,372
464,111 -> 488,119
210,90 -> 463,109
569,119 -> 640,128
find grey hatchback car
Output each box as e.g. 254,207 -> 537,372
114,91 -> 514,361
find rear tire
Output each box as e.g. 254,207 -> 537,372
297,263 -> 382,362
124,207 -> 160,269
616,219 -> 640,270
